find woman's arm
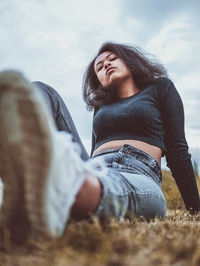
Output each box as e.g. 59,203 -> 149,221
157,78 -> 200,212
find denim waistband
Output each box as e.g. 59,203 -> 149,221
92,144 -> 162,184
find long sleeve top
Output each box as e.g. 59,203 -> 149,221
91,77 -> 200,212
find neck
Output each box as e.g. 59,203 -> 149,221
114,77 -> 139,98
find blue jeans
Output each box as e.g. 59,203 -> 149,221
33,81 -> 167,220
32,81 -> 89,161
92,145 -> 166,219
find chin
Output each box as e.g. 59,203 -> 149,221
108,74 -> 123,87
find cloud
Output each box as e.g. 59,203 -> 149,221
173,72 -> 200,143
0,0 -> 123,91
0,0 -> 199,151
119,0 -> 200,36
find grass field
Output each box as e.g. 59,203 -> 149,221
0,170 -> 200,266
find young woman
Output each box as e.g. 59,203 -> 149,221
0,42 -> 199,240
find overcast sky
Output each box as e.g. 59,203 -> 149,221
0,0 -> 200,167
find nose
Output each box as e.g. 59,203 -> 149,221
104,60 -> 111,69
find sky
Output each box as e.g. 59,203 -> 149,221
0,0 -> 200,168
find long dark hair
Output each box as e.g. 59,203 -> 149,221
83,42 -> 168,110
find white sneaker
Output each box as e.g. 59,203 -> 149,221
0,71 -> 27,228
0,71 -> 88,238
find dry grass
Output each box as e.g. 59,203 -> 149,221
0,171 -> 200,266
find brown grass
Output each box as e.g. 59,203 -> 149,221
1,171 -> 200,266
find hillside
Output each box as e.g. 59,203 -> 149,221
0,171 -> 200,266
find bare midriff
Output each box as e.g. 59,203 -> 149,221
92,139 -> 162,166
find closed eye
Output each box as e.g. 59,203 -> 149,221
110,56 -> 118,61
97,65 -> 103,72
96,55 -> 118,72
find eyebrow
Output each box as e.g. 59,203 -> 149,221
95,53 -> 114,67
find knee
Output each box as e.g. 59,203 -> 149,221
32,81 -> 57,97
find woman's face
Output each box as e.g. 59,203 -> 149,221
94,51 -> 132,88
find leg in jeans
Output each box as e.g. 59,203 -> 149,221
32,81 -> 89,161
0,71 -> 101,238
32,82 -> 100,220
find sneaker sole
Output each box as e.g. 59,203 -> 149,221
0,72 -> 26,227
0,71 -> 54,237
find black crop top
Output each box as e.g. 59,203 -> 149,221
91,77 -> 200,212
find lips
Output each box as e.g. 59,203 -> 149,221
106,67 -> 116,75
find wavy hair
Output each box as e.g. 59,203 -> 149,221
83,42 -> 168,110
